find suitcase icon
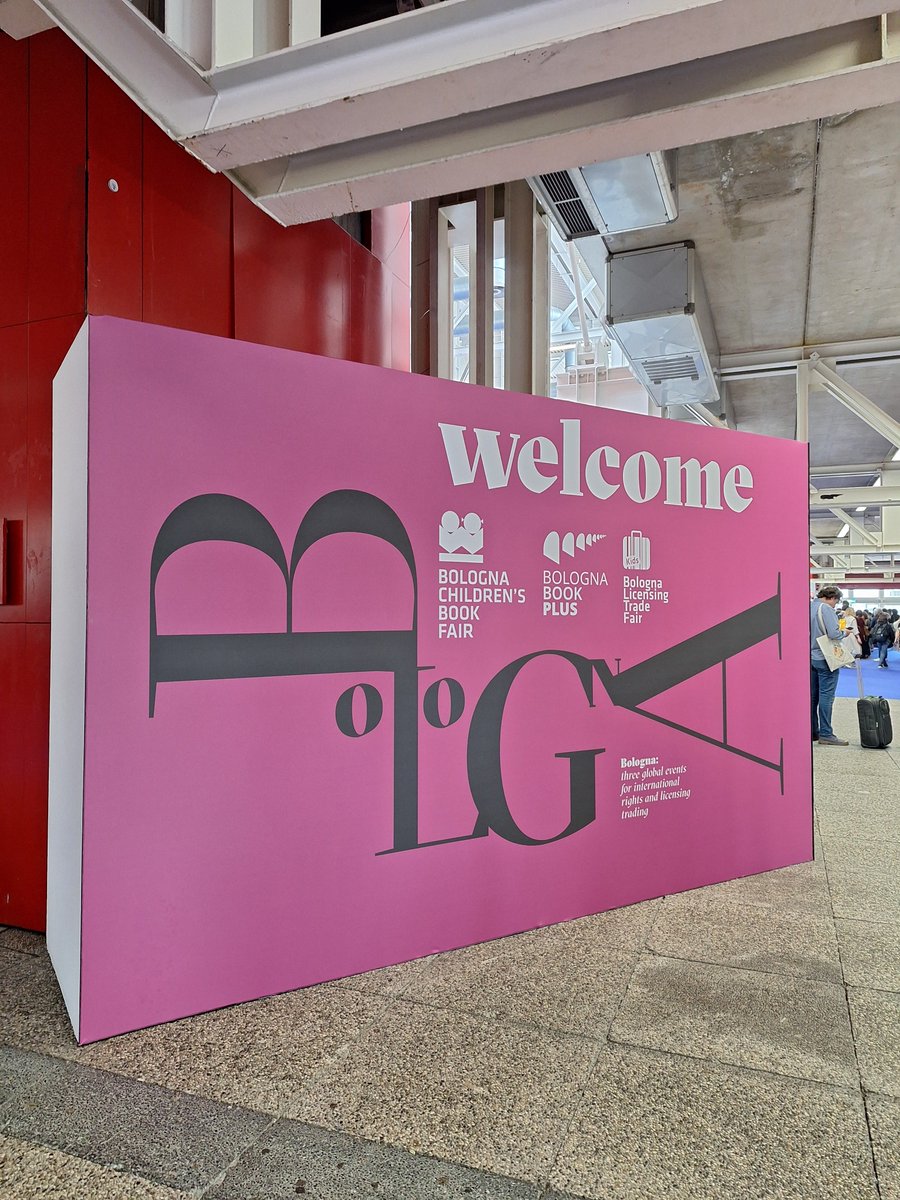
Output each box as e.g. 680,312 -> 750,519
623,530 -> 650,571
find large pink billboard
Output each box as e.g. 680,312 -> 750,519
48,317 -> 811,1043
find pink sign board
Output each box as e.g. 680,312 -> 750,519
48,317 -> 811,1043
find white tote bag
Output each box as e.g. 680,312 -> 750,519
816,604 -> 856,671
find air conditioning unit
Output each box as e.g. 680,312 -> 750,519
528,153 -> 677,241
605,242 -> 720,410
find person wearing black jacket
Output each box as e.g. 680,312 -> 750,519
872,610 -> 894,668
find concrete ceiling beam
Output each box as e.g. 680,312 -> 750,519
239,25 -> 900,223
32,0 -> 900,223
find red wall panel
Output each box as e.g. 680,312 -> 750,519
0,623 -> 50,931
26,316 -> 84,623
372,205 -> 411,370
391,274 -> 412,373
0,34 -> 29,330
371,204 -> 411,288
142,117 -> 232,337
348,241 -> 392,368
3,43 -> 410,930
233,191 -> 350,359
26,31 -> 86,324
86,63 -> 143,320
0,325 -> 28,622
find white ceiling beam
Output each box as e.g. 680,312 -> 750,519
796,360 -> 810,441
164,1 -> 213,71
240,24 -> 900,223
810,359 -> 900,452
0,0 -> 54,38
33,0 -> 216,138
212,0 -> 255,69
810,544 -> 900,556
827,508 -> 879,545
810,538 -> 850,568
289,1 -> 319,47
31,0 -> 900,225
810,463 -> 886,476
673,403 -> 729,429
190,0 -> 889,160
811,486 -> 900,508
809,569 -> 900,578
883,12 -> 900,58
39,0 -> 883,157
721,334 -> 900,376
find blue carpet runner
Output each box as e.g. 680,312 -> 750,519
835,649 -> 900,699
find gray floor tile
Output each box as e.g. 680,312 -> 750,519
610,954 -> 858,1086
689,858 -> 832,914
818,809 -> 900,847
401,921 -> 637,1036
815,797 -> 900,830
865,1093 -> 900,1200
205,1119 -> 544,1200
813,768 -> 899,793
0,1133 -> 189,1199
2,1046 -> 271,1195
0,1045 -> 67,1130
823,837 -> 900,874
0,949 -> 76,1055
848,987 -> 900,1098
65,985 -> 391,1116
292,1000 -> 596,1183
329,955 -> 437,998
828,865 -> 900,922
548,1044 -> 877,1200
563,900 -> 661,951
3,1049 -> 271,1192
0,928 -> 45,957
836,919 -> 900,991
816,729 -> 897,768
812,749 -> 899,775
648,891 -> 841,982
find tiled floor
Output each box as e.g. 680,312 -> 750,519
1,696 -> 898,1199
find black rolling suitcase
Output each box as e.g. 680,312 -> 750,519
855,661 -> 893,749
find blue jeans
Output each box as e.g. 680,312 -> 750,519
811,658 -> 839,740
878,639 -> 891,666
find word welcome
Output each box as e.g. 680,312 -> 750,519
439,419 -> 753,512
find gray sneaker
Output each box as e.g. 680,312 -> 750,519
819,736 -> 849,746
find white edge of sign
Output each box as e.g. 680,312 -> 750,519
46,317 -> 90,1042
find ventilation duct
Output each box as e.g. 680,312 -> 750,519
605,242 -> 721,410
529,170 -> 604,239
528,152 -> 677,240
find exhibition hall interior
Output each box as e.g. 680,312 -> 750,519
1,2 -> 899,1198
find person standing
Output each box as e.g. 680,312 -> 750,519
857,608 -> 871,658
811,585 -> 848,746
872,610 -> 894,668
